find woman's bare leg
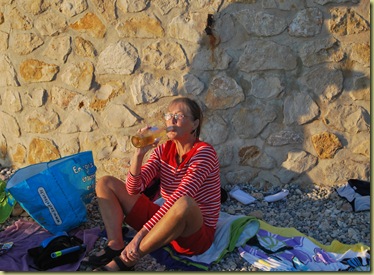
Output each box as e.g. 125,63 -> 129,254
139,195 -> 203,253
95,175 -> 141,250
104,195 -> 204,270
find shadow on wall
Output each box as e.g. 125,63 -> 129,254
181,1 -> 370,190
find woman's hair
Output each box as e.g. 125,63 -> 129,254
170,97 -> 203,138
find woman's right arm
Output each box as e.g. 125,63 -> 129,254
129,148 -> 147,177
126,140 -> 162,195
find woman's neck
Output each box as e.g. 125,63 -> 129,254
174,137 -> 197,161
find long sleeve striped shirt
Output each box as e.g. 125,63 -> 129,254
126,139 -> 221,232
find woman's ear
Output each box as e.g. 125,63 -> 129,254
190,119 -> 199,134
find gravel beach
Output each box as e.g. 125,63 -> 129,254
1,166 -> 370,271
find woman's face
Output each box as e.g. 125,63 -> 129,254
165,102 -> 197,142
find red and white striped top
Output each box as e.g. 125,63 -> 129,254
126,139 -> 221,232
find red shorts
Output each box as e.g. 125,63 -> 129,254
124,194 -> 215,255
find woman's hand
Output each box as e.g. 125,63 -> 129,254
120,228 -> 149,263
135,126 -> 160,153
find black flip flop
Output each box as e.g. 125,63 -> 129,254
82,245 -> 123,268
94,256 -> 135,271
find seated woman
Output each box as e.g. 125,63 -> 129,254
86,97 -> 221,271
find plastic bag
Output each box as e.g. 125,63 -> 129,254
6,151 -> 96,234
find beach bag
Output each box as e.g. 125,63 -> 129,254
5,151 -> 97,234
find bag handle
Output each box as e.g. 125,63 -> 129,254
5,190 -> 16,207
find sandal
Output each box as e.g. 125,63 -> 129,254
94,256 -> 135,271
82,246 -> 123,268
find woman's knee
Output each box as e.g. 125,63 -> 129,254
95,175 -> 123,193
172,196 -> 199,217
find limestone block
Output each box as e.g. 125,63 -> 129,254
200,113 -> 229,145
351,43 -> 370,66
0,112 -> 20,137
214,143 -> 234,167
101,157 -> 130,179
232,101 -> 277,139
251,171 -> 281,188
26,88 -> 47,107
0,31 -> 8,52
153,0 -> 186,15
8,7 -> 33,30
34,10 -> 67,36
103,103 -> 138,128
323,103 -> 370,133
59,110 -> 97,133
19,59 -> 59,83
10,143 -> 26,164
0,54 -> 19,86
329,8 -> 370,35
213,12 -> 235,43
26,109 -> 60,133
349,76 -> 370,101
284,92 -> 319,125
191,47 -> 232,70
3,89 -> 22,112
311,132 -> 342,159
278,150 -> 318,184
90,82 -> 123,111
15,0 -> 50,15
74,36 -> 96,57
60,61 -> 93,90
353,140 -> 369,157
116,15 -> 164,38
234,9 -> 288,36
238,40 -> 297,72
262,0 -> 305,10
315,0 -> 359,4
169,13 -> 206,43
239,146 -> 276,169
117,0 -> 149,13
250,74 -> 285,99
10,32 -> 44,55
27,138 -> 60,164
266,130 -> 304,146
183,74 -> 204,96
90,0 -> 117,24
97,41 -> 138,75
59,137 -> 80,156
189,0 -> 222,11
70,12 -> 106,38
43,35 -> 71,63
97,145 -> 117,160
0,134 -> 6,159
0,11 -> 3,24
225,169 -> 258,185
299,65 -> 343,103
299,37 -> 344,67
57,0 -> 88,17
205,73 -> 244,110
143,41 -> 187,70
51,86 -> 79,109
289,8 -> 323,37
130,73 -> 178,104
321,152 -> 369,184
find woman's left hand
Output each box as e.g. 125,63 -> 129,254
121,227 -> 148,262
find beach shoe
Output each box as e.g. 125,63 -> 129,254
94,256 -> 135,271
82,245 -> 123,268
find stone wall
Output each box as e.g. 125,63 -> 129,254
0,0 -> 370,190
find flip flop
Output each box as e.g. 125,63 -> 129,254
82,245 -> 123,268
94,256 -> 135,271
